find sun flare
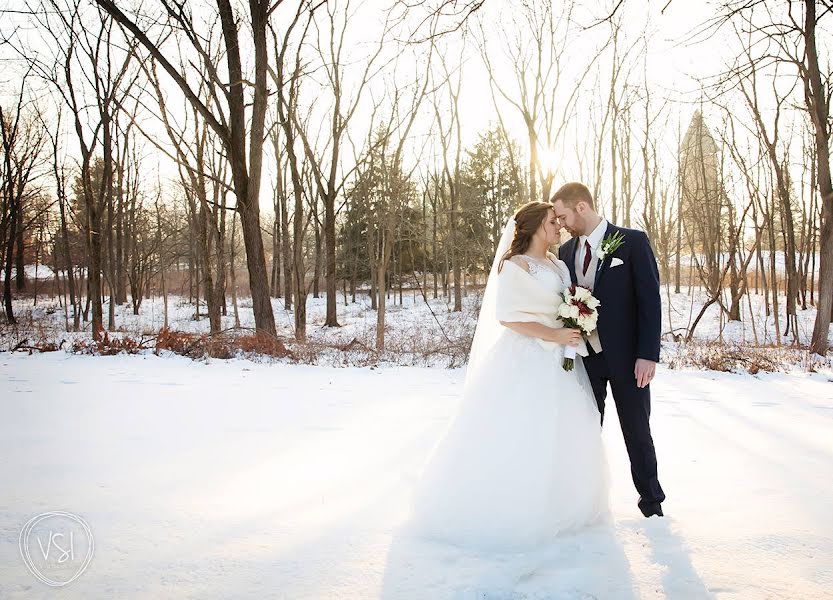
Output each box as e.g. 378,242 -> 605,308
538,147 -> 560,176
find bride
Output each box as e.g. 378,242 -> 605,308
405,201 -> 610,551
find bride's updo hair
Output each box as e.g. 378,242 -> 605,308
498,201 -> 555,272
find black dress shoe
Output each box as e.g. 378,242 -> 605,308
639,501 -> 664,518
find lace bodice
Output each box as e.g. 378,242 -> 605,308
519,254 -> 570,291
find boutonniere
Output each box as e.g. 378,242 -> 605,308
595,231 -> 625,262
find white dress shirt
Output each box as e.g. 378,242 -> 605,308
579,218 -> 609,270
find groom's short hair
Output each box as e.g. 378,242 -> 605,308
550,182 -> 594,210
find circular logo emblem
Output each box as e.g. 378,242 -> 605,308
19,511 -> 94,587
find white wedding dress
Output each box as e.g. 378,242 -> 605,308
404,220 -> 610,552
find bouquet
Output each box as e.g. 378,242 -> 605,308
557,284 -> 600,371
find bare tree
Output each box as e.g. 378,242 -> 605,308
714,1 -> 832,351
432,34 -> 465,312
94,0 -> 326,336
142,55 -> 230,332
480,0 -> 605,203
43,109 -> 81,329
288,1 -> 389,327
374,44 -> 435,351
800,1 -> 833,353
1,77 -> 48,324
734,48 -> 800,339
392,0 -> 484,42
18,0 -> 138,338
271,3 -> 318,341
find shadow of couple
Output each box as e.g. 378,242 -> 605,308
379,515 -> 713,599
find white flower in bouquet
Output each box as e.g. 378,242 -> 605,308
578,287 -> 593,301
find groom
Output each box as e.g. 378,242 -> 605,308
552,182 -> 666,518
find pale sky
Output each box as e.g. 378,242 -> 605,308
0,0 -> 825,221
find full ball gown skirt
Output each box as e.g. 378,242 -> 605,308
404,258 -> 610,552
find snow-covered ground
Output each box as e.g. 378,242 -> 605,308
0,265 -> 56,282
1,352 -> 832,599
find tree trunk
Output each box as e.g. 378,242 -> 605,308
14,203 -> 24,292
805,0 -> 833,354
106,167 -> 117,331
59,188 -> 78,330
238,202 -> 274,334
229,212 -> 241,329
375,225 -> 395,351
324,191 -> 339,326
3,198 -> 17,324
281,179 -> 292,311
88,206 -> 104,339
271,217 -> 281,298
313,204 -> 321,299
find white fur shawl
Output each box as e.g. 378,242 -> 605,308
495,258 -> 588,357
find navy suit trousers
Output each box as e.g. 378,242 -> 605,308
583,347 -> 665,507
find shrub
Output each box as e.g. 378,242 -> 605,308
155,327 -> 292,360
71,332 -> 151,356
666,341 -> 813,374
155,328 -> 201,357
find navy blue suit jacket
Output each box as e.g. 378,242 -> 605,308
558,223 -> 661,378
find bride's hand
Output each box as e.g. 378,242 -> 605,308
551,328 -> 581,346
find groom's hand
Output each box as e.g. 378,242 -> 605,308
634,359 -> 657,388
